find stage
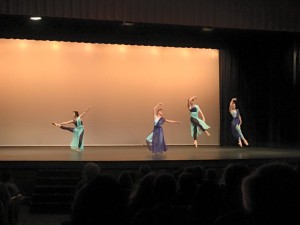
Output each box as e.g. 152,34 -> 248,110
1,145 -> 300,170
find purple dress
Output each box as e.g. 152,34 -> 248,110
146,117 -> 167,154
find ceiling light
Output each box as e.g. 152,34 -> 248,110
202,27 -> 213,32
30,17 -> 42,21
122,21 -> 134,26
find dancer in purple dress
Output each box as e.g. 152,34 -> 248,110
229,98 -> 249,147
146,103 -> 181,154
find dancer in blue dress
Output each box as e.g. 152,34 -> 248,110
52,107 -> 91,152
188,96 -> 210,148
229,98 -> 249,147
146,103 -> 181,154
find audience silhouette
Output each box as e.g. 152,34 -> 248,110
5,161 -> 300,225
72,174 -> 128,225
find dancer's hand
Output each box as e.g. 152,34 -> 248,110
177,121 -> 181,124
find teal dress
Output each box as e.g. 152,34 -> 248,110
190,105 -> 210,139
70,117 -> 84,151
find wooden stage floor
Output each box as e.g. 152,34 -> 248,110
0,145 -> 300,162
1,145 -> 300,170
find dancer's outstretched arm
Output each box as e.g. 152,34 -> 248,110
79,106 -> 91,118
153,103 -> 163,118
165,119 -> 181,124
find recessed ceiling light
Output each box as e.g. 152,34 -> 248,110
202,27 -> 213,32
30,17 -> 42,21
122,21 -> 134,26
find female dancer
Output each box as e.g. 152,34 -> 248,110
52,107 -> 91,152
188,96 -> 210,148
146,103 -> 181,154
229,98 -> 249,147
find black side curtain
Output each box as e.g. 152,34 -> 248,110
219,38 -> 300,147
219,49 -> 239,146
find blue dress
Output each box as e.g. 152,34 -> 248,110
146,116 -> 167,154
190,104 -> 210,138
230,109 -> 245,140
70,117 -> 84,151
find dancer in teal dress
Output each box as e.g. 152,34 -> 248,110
188,96 -> 210,148
52,107 -> 91,152
146,103 -> 181,154
229,98 -> 249,147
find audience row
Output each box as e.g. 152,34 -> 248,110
64,162 -> 300,225
1,162 -> 300,225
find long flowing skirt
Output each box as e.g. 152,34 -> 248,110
190,117 -> 210,138
146,127 -> 167,154
71,126 -> 84,151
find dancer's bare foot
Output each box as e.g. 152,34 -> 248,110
243,139 -> 249,146
75,149 -> 81,152
238,140 -> 243,147
52,122 -> 61,127
205,131 -> 211,136
194,140 -> 198,148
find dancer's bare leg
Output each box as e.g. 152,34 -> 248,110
52,122 -> 61,127
238,138 -> 243,147
242,138 -> 249,146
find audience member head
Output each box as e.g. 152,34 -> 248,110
223,163 -> 250,189
242,163 -> 300,225
83,162 -> 101,181
154,172 -> 176,203
191,166 -> 204,185
72,174 -> 127,225
138,165 -> 152,179
205,168 -> 217,182
178,172 -> 197,192
294,165 -> 300,173
1,170 -> 13,183
118,171 -> 133,190
129,171 -> 156,205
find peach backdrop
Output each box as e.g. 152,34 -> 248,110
0,39 -> 219,146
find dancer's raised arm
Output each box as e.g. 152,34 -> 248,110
153,103 -> 163,117
188,96 -> 197,108
229,98 -> 237,112
79,106 -> 91,118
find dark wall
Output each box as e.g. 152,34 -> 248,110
1,0 -> 300,32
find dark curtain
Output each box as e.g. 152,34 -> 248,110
220,37 -> 300,147
219,49 -> 240,146
293,41 -> 300,147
